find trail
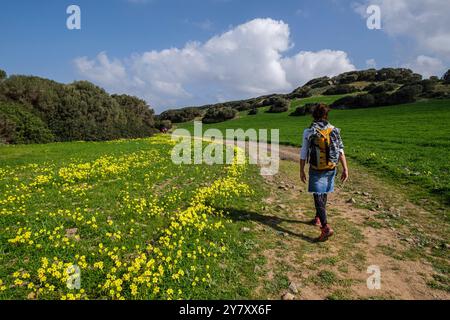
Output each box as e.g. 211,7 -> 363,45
225,140 -> 449,300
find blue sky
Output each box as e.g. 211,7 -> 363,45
1,0 -> 449,112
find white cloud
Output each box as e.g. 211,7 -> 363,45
354,0 -> 450,59
403,55 -> 445,79
74,18 -> 355,111
73,52 -> 127,87
282,50 -> 355,86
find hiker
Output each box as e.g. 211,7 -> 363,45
300,104 -> 349,242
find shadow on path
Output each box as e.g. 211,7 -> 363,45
223,208 -> 318,243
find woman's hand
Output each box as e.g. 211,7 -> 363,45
300,170 -> 307,184
341,169 -> 349,183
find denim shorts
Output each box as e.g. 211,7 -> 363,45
308,169 -> 337,194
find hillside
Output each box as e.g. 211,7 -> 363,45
179,97 -> 450,207
161,68 -> 450,124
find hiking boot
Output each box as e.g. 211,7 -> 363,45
311,217 -> 322,227
317,225 -> 334,242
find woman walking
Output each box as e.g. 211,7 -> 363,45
300,104 -> 349,242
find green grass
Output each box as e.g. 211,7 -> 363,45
0,135 -> 266,300
179,98 -> 450,205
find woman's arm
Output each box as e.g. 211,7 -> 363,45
300,130 -> 309,184
300,159 -> 307,183
339,151 -> 349,182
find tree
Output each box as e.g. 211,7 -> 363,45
0,75 -> 156,143
267,97 -> 289,113
0,69 -> 6,81
323,85 -> 358,96
290,106 -> 307,117
0,101 -> 54,144
202,107 -> 237,124
288,86 -> 312,99
443,70 -> 450,84
248,108 -> 258,116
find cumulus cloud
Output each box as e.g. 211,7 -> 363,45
74,18 -> 355,111
282,50 -> 355,86
74,52 -> 127,87
354,0 -> 450,77
403,55 -> 445,79
355,0 -> 450,56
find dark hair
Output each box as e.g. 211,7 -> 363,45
312,103 -> 330,121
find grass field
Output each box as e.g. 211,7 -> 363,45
0,136 -> 265,300
179,98 -> 450,206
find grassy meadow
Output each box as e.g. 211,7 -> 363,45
179,98 -> 450,206
0,136 -> 266,299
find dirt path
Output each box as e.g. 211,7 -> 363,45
238,144 -> 449,300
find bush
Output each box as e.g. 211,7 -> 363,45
0,75 -> 157,143
330,96 -> 357,109
0,69 -> 6,81
290,106 -> 307,117
390,84 -> 423,104
333,71 -> 359,84
154,119 -> 172,131
368,83 -> 397,94
354,94 -> 376,108
202,107 -> 237,124
323,85 -> 358,95
375,68 -> 422,84
160,107 -> 203,123
236,102 -> 252,112
288,86 -> 312,99
267,97 -> 290,113
419,79 -> 437,95
363,83 -> 378,92
0,102 -> 54,144
305,77 -> 332,89
430,76 -> 440,82
112,94 -> 155,138
248,108 -> 258,116
331,84 -> 423,109
442,69 -> 450,84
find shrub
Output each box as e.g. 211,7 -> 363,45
154,119 -> 173,131
430,76 -> 440,82
375,68 -> 422,84
442,69 -> 450,84
160,107 -> 203,123
330,96 -> 357,109
290,106 -> 307,117
323,85 -> 358,95
419,79 -> 437,95
305,76 -> 333,89
248,108 -> 258,116
363,83 -> 378,92
355,94 -> 376,108
267,97 -> 290,113
0,102 -> 54,144
236,102 -> 252,112
0,69 -> 6,81
289,86 -> 312,99
368,83 -> 397,94
390,84 -> 423,104
333,71 -> 359,84
202,107 -> 237,124
0,75 -> 157,142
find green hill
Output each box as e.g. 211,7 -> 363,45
179,97 -> 450,206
